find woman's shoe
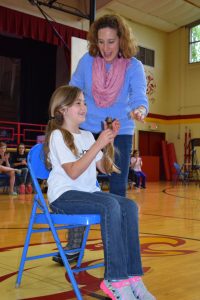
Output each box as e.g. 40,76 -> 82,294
52,252 -> 80,265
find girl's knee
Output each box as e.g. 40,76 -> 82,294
126,199 -> 138,213
102,195 -> 121,213
9,170 -> 15,177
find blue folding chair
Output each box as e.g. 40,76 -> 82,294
16,143 -> 104,300
0,173 -> 9,192
173,162 -> 190,185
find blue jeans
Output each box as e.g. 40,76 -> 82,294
92,134 -> 133,197
50,190 -> 143,280
16,167 -> 32,185
134,171 -> 146,188
110,135 -> 133,197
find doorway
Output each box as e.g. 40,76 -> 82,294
138,130 -> 166,180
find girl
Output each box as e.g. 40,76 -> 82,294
44,86 -> 155,300
11,143 -> 32,194
130,150 -> 146,189
0,141 -> 21,195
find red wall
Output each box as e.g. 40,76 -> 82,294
142,156 -> 160,181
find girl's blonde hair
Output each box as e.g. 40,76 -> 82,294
87,14 -> 138,58
44,85 -> 82,168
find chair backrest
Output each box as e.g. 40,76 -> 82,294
27,143 -> 49,180
27,144 -> 50,210
173,162 -> 181,173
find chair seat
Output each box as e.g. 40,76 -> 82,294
35,213 -> 101,225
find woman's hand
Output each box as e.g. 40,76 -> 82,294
130,106 -> 147,122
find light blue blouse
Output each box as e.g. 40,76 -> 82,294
70,52 -> 148,135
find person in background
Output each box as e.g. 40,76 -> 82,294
44,85 -> 155,300
0,141 -> 21,195
130,150 -> 146,189
55,13 -> 149,265
11,143 -> 32,194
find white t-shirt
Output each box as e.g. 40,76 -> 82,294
47,129 -> 103,204
131,157 -> 142,172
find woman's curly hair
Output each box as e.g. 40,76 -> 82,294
87,14 -> 138,58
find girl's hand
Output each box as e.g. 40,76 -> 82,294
22,159 -> 27,165
4,153 -> 10,162
130,106 -> 147,122
104,119 -> 120,138
96,129 -> 114,150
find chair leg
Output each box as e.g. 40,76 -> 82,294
16,201 -> 38,287
47,217 -> 83,300
76,225 -> 90,268
60,250 -> 83,300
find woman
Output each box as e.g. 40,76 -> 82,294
56,14 -> 149,265
70,13 -> 148,197
44,85 -> 155,300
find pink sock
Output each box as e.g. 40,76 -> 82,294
129,276 -> 141,283
112,279 -> 130,288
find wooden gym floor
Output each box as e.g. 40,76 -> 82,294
0,182 -> 200,300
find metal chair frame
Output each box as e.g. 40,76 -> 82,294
16,144 -> 104,300
173,162 -> 190,185
0,173 -> 9,192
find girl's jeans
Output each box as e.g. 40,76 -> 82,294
65,135 -> 133,252
50,190 -> 143,280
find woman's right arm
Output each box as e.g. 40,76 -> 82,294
128,59 -> 149,122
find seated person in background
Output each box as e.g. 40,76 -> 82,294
130,150 -> 146,189
128,162 -> 136,186
0,141 -> 21,195
11,143 -> 32,194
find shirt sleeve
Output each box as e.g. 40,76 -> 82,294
128,59 -> 149,114
50,130 -> 76,165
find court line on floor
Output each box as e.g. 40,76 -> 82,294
162,188 -> 200,201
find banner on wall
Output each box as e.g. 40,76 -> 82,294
144,67 -> 156,103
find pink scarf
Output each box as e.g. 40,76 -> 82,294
92,56 -> 130,108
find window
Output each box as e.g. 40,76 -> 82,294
189,23 -> 200,63
136,46 -> 155,67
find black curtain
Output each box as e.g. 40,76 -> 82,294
0,35 -> 56,124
